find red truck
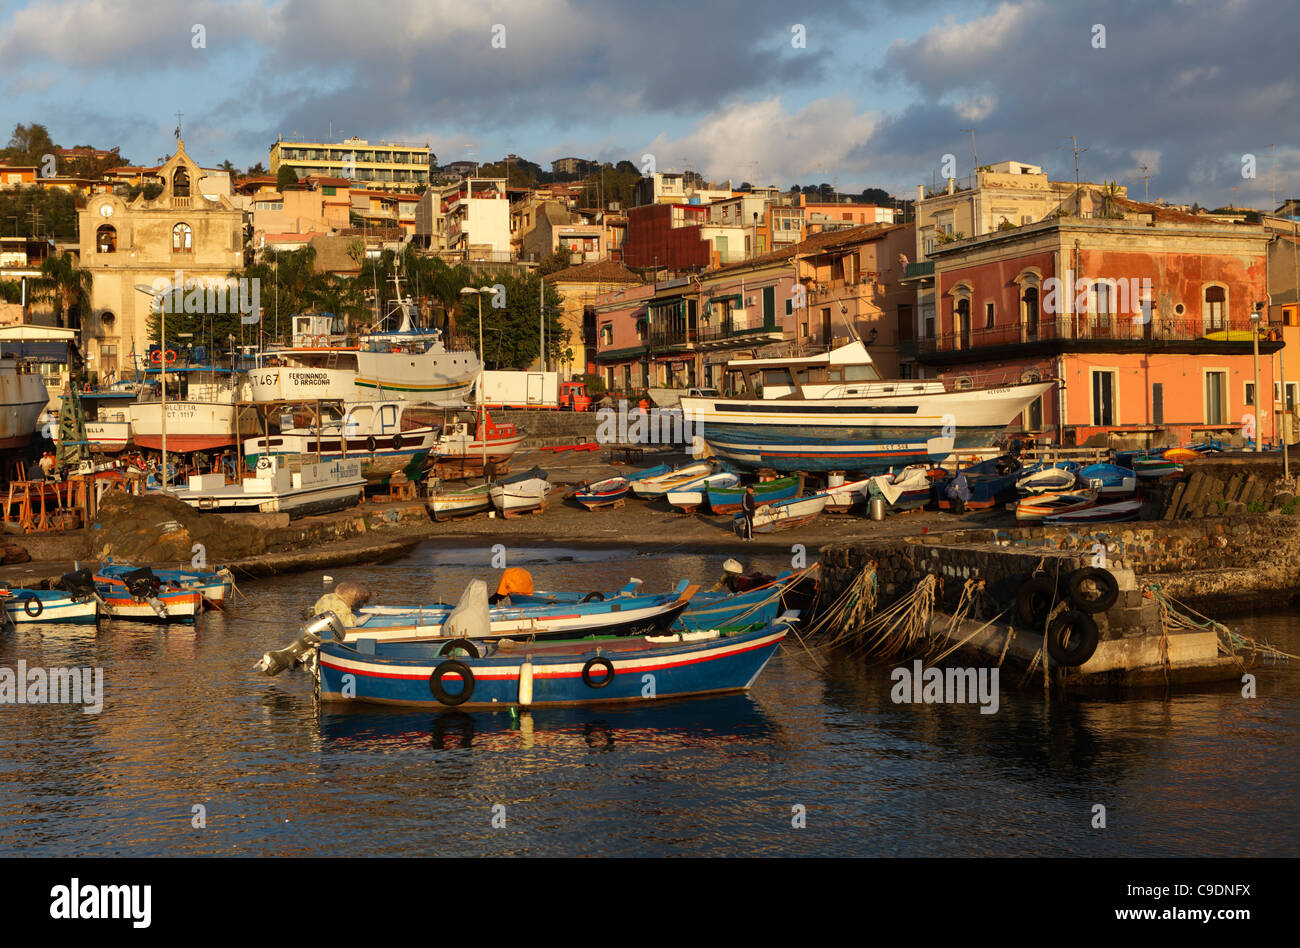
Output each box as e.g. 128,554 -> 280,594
559,380 -> 593,412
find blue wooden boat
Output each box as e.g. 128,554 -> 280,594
937,455 -> 1021,510
0,587 -> 97,624
315,614 -> 795,708
572,476 -> 630,510
511,573 -> 798,630
97,561 -> 233,608
1078,462 -> 1137,495
347,583 -> 698,643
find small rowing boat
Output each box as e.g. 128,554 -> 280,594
572,476 -> 630,510
707,476 -> 799,515
667,472 -> 739,513
629,462 -> 716,499
1043,496 -> 1142,524
1015,487 -> 1098,522
428,482 -> 491,520
734,493 -> 829,533
0,587 -> 97,624
1015,461 -> 1080,494
1078,463 -> 1137,495
822,477 -> 874,514
490,467 -> 551,517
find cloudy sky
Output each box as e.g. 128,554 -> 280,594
1,0 -> 1296,207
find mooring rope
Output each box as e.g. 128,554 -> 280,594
1146,584 -> 1297,663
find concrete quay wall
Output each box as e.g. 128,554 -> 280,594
820,515 -> 1300,619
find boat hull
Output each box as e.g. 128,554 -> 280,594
2,591 -> 97,624
708,477 -> 800,514
317,622 -> 787,708
130,401 -> 236,452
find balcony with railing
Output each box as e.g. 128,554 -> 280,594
917,315 -> 1280,359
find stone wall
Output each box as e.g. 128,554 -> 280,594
820,514 -> 1300,618
491,409 -> 601,448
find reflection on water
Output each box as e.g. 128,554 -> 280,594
0,543 -> 1297,856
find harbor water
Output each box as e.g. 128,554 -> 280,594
1,543 -> 1297,857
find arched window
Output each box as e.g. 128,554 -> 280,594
1022,286 -> 1040,337
173,168 -> 190,197
96,225 -> 116,253
1203,284 -> 1227,330
100,311 -> 116,330
172,222 -> 193,253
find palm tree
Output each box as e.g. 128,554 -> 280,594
34,251 -> 93,329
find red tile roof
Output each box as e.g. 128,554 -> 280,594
549,260 -> 642,283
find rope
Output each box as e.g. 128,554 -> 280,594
1146,584 -> 1297,663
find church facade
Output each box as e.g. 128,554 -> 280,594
78,140 -> 245,381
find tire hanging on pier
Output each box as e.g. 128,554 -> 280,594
1046,611 -> 1100,666
430,660 -> 475,705
1065,567 -> 1119,614
1015,576 -> 1056,628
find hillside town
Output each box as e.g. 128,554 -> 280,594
4,124 -> 1298,450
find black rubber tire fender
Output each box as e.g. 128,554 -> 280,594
581,591 -> 605,602
429,660 -> 475,705
1046,611 -> 1100,667
1016,576 -> 1056,628
581,656 -> 615,689
366,435 -> 378,453
437,638 -> 481,659
392,433 -> 404,451
22,594 -> 43,618
1065,567 -> 1120,614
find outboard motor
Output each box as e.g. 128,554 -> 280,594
122,566 -> 167,616
58,568 -> 99,602
255,613 -> 342,677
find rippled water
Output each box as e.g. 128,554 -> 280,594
1,543 -> 1297,857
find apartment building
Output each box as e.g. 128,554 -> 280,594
270,136 -> 431,193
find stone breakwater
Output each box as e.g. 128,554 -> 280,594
820,515 -> 1300,619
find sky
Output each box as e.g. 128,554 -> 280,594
0,0 -> 1296,208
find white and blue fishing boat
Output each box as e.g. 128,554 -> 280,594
1015,460 -> 1080,494
866,464 -> 933,510
0,587 -> 97,624
312,614 -> 795,708
97,561 -> 233,608
345,582 -> 699,644
629,462 -> 715,499
572,476 -> 630,510
679,341 -> 1051,474
667,472 -> 739,513
1078,463 -> 1138,496
733,492 -> 829,534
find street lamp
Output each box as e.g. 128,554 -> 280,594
134,281 -> 171,489
1251,303 -> 1263,453
459,285 -> 494,476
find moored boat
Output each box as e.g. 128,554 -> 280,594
0,587 -> 97,624
312,614 -> 794,708
171,455 -> 365,518
95,562 -> 233,608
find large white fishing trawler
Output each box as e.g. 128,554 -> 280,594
246,313 -> 360,403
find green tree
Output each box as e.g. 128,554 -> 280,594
0,186 -> 78,239
467,270 -> 568,370
33,251 -> 93,329
539,248 -> 573,275
247,161 -> 268,176
3,122 -> 57,165
276,164 -> 298,190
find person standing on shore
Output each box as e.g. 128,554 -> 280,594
740,486 -> 757,540
946,469 -> 970,515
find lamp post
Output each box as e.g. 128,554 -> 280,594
459,285 -> 494,476
1251,304 -> 1263,452
134,282 -> 170,489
